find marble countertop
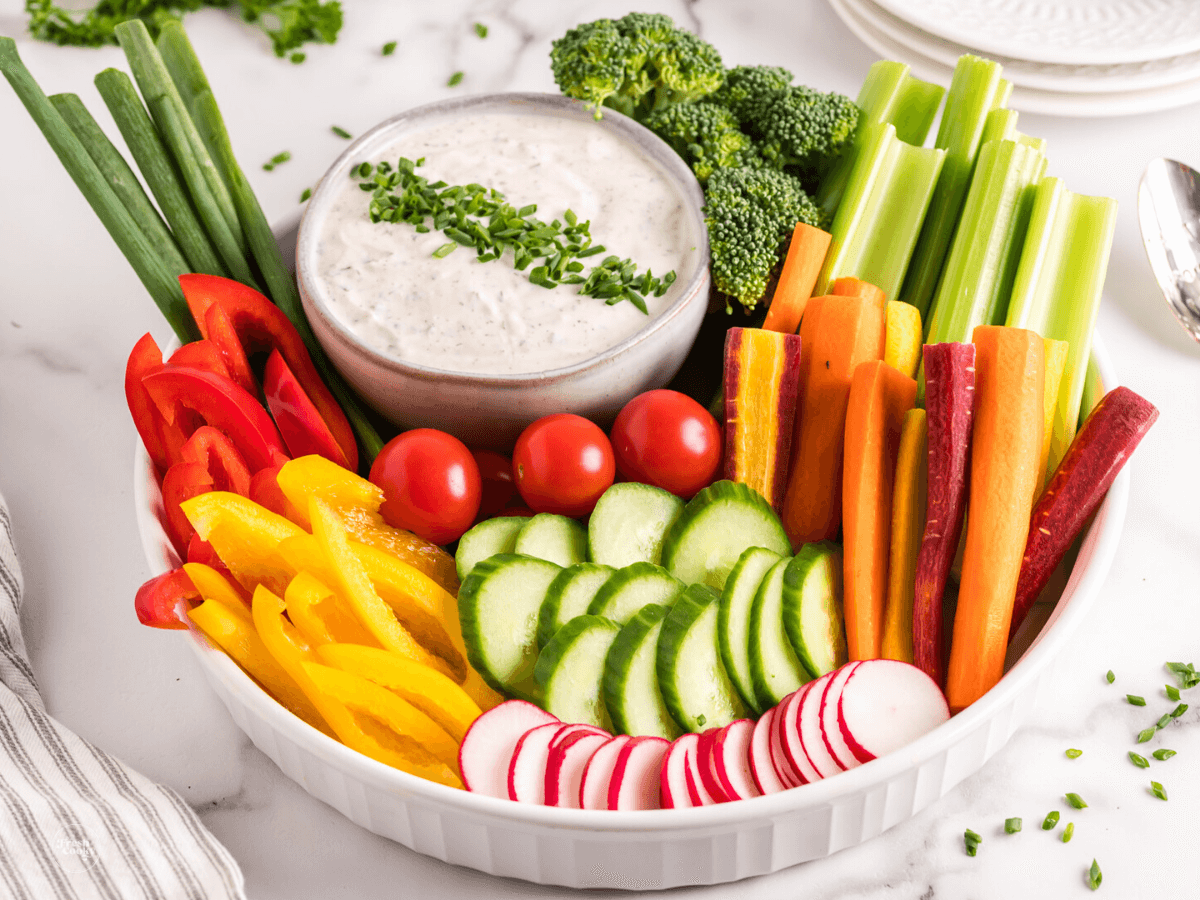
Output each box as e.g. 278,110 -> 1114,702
2,1 -> 1199,896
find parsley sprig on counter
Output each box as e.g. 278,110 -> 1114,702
357,156 -> 676,314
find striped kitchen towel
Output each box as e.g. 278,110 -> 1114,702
0,491 -> 246,900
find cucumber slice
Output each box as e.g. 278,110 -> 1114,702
514,513 -> 587,567
458,553 -> 562,699
603,603 -> 682,739
536,562 -> 615,648
587,482 -> 685,567
534,615 -> 621,730
661,480 -> 791,592
748,557 -> 811,708
587,561 -> 684,625
782,541 -> 848,679
656,583 -> 749,733
454,516 -> 526,581
718,546 -> 783,714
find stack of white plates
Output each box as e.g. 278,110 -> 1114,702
828,0 -> 1200,116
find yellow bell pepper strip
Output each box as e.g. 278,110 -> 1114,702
1039,338 -> 1070,495
302,661 -> 462,779
187,598 -> 328,733
283,570 -> 381,649
182,561 -> 251,622
316,643 -> 482,743
884,300 -> 923,379
275,455 -> 459,594
182,491 -> 303,595
881,408 -> 927,663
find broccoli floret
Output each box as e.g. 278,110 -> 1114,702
550,13 -> 723,122
643,103 -> 761,184
704,166 -> 822,310
705,64 -> 794,125
758,85 -> 859,181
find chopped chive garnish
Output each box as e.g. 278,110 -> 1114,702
432,242 -> 456,258
447,71 -> 464,87
299,188 -> 311,203
474,22 -> 488,38
332,126 -> 352,139
1150,780 -> 1168,801
262,150 -> 291,171
1004,817 -> 1022,834
290,52 -> 306,64
1126,694 -> 1146,706
1170,703 -> 1188,718
1166,661 -> 1200,689
1153,748 -> 1176,761
1166,684 -> 1181,701
1156,713 -> 1172,729
1106,670 -> 1115,684
1042,810 -> 1060,830
1066,748 -> 1083,759
1138,727 -> 1157,743
1062,822 -> 1074,843
1129,751 -> 1150,768
1065,793 -> 1087,810
1089,859 -> 1102,890
382,41 -> 397,56
964,829 -> 982,857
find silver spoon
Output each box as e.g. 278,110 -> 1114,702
1138,157 -> 1200,343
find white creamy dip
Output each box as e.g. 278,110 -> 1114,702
310,110 -> 697,375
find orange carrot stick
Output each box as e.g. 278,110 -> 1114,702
830,276 -> 886,307
842,360 -> 917,661
946,326 -> 1044,712
762,223 -> 832,335
781,295 -> 886,548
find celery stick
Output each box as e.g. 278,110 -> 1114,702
115,20 -> 259,288
1005,177 -> 1117,473
980,108 -> 1047,156
816,122 -> 946,302
900,56 -> 1011,317
0,37 -> 197,343
1078,354 -> 1104,426
95,68 -> 227,277
49,92 -> 191,277
816,60 -> 945,220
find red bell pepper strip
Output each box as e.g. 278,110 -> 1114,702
168,340 -> 231,381
262,349 -> 351,469
125,333 -> 191,474
161,462 -> 213,553
248,462 -> 302,523
134,568 -> 199,630
180,426 -> 253,496
180,273 -> 358,471
203,301 -> 257,396
142,365 -> 288,472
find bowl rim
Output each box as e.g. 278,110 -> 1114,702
134,333 -> 1128,835
294,91 -> 711,385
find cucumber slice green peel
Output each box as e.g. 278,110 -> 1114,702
718,546 -> 783,714
514,513 -> 587,567
537,562 -> 615,648
588,482 -> 684,567
782,541 -> 848,679
602,603 -> 681,740
587,561 -> 684,625
454,516 -> 526,582
748,557 -> 811,709
534,614 -> 621,731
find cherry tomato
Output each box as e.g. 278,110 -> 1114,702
472,448 -> 517,519
512,414 -> 615,517
610,389 -> 722,498
369,429 -> 481,545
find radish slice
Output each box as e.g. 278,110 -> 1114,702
660,733 -> 694,809
608,736 -> 671,810
712,719 -> 761,801
797,673 -> 843,779
459,699 -> 558,798
696,728 -> 731,803
820,663 -> 862,770
548,723 -> 609,749
545,730 -> 610,808
509,722 -> 569,802
769,693 -> 804,787
579,735 -> 632,810
684,736 -> 718,806
838,659 -> 950,762
749,709 -> 788,794
778,686 -> 821,784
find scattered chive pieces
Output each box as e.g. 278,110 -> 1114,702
474,22 -> 488,38
964,829 -> 982,857
1129,751 -> 1150,768
1156,713 -> 1172,729
1005,817 -> 1022,834
1066,748 -> 1083,759
1166,684 -> 1181,701
1065,793 -> 1088,810
1126,694 -> 1146,706
1166,661 -> 1199,689
299,188 -> 312,202
1150,780 -> 1167,801
1138,727 -> 1157,743
432,242 -> 457,258
447,71 -> 464,87
332,126 -> 352,139
1089,859 -> 1102,891
1152,748 -> 1176,761
1106,670 -> 1115,684
262,151 -> 291,171
696,714 -> 707,727
290,52 -> 306,64
1170,702 -> 1188,718
382,41 -> 397,56
1042,810 -> 1060,830
1062,822 -> 1074,843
